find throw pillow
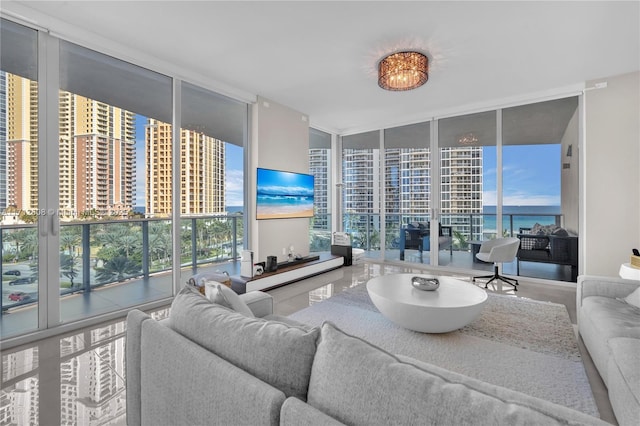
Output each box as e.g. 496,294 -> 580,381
204,282 -> 254,317
624,287 -> 640,309
551,227 -> 569,237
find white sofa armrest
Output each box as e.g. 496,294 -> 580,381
576,275 -> 640,309
239,291 -> 273,318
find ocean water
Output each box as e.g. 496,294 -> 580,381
483,205 -> 561,233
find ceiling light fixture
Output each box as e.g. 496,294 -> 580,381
378,51 -> 429,91
457,133 -> 479,146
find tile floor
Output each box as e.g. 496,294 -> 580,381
0,261 -> 617,425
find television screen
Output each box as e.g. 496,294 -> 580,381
256,168 -> 314,220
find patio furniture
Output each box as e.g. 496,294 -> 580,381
516,226 -> 578,282
399,223 -> 453,260
472,237 -> 521,290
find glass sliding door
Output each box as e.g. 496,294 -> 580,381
438,111 -> 496,268
0,19 -> 40,338
309,128 -> 332,253
384,122 -> 431,264
57,40 -> 173,324
342,131 -> 380,258
179,82 -> 247,282
502,97 -> 579,281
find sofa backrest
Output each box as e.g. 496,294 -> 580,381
168,287 -> 320,400
126,309 -> 286,426
303,322 -> 608,426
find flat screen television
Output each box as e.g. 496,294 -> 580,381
256,168 -> 314,220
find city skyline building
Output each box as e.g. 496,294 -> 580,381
342,146 -> 483,243
145,119 -> 226,216
60,92 -> 136,218
309,148 -> 330,230
1,72 -> 136,220
2,72 -> 38,215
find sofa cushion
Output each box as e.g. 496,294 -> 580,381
205,282 -> 254,317
169,287 -> 319,400
307,322 -> 603,425
280,397 -> 345,426
607,338 -> 640,426
581,296 -> 640,341
624,286 -> 640,309
579,295 -> 640,384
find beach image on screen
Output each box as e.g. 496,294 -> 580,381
256,168 -> 314,219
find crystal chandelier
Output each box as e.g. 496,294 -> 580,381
378,51 -> 429,91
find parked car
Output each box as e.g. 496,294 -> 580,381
3,270 -> 21,276
8,291 -> 31,302
9,276 -> 36,286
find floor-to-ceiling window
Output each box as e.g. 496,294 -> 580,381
438,111 -> 495,267
56,40 -> 173,324
342,131 -> 380,258
0,17 -> 248,342
501,97 -> 579,280
340,97 -> 580,282
384,122 -> 431,264
309,128 -> 332,252
0,19 -> 39,337
179,82 -> 246,282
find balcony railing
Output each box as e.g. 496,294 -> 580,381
337,211 -> 562,251
1,214 -> 243,311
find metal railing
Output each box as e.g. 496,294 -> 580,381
338,212 -> 562,251
1,214 -> 243,311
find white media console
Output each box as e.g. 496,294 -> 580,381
230,252 -> 344,293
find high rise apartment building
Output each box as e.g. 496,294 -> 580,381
440,147 -> 483,241
145,119 -> 225,216
3,72 -> 38,214
0,72 -> 7,209
342,148 -> 381,214
1,72 -> 135,219
60,93 -> 135,217
342,146 -> 483,241
309,148 -> 330,230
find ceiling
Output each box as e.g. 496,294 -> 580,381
2,1 -> 638,135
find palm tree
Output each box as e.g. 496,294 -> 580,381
453,230 -> 468,250
4,229 -> 30,261
95,255 -> 140,283
21,229 -> 39,262
60,253 -> 79,287
60,227 -> 82,255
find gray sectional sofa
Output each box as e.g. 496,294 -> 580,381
577,275 -> 640,426
126,286 -> 608,425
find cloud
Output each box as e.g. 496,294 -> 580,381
225,169 -> 244,206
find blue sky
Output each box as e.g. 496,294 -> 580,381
482,144 -> 561,206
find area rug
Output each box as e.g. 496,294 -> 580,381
289,282 -> 599,417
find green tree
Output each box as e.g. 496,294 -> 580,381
95,255 -> 140,283
453,230 -> 468,250
60,253 -> 79,287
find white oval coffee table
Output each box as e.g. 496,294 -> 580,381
366,274 -> 488,333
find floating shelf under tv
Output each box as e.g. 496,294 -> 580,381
230,252 -> 343,294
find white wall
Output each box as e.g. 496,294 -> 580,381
250,96 -> 310,264
561,109 -> 579,234
583,71 -> 640,276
